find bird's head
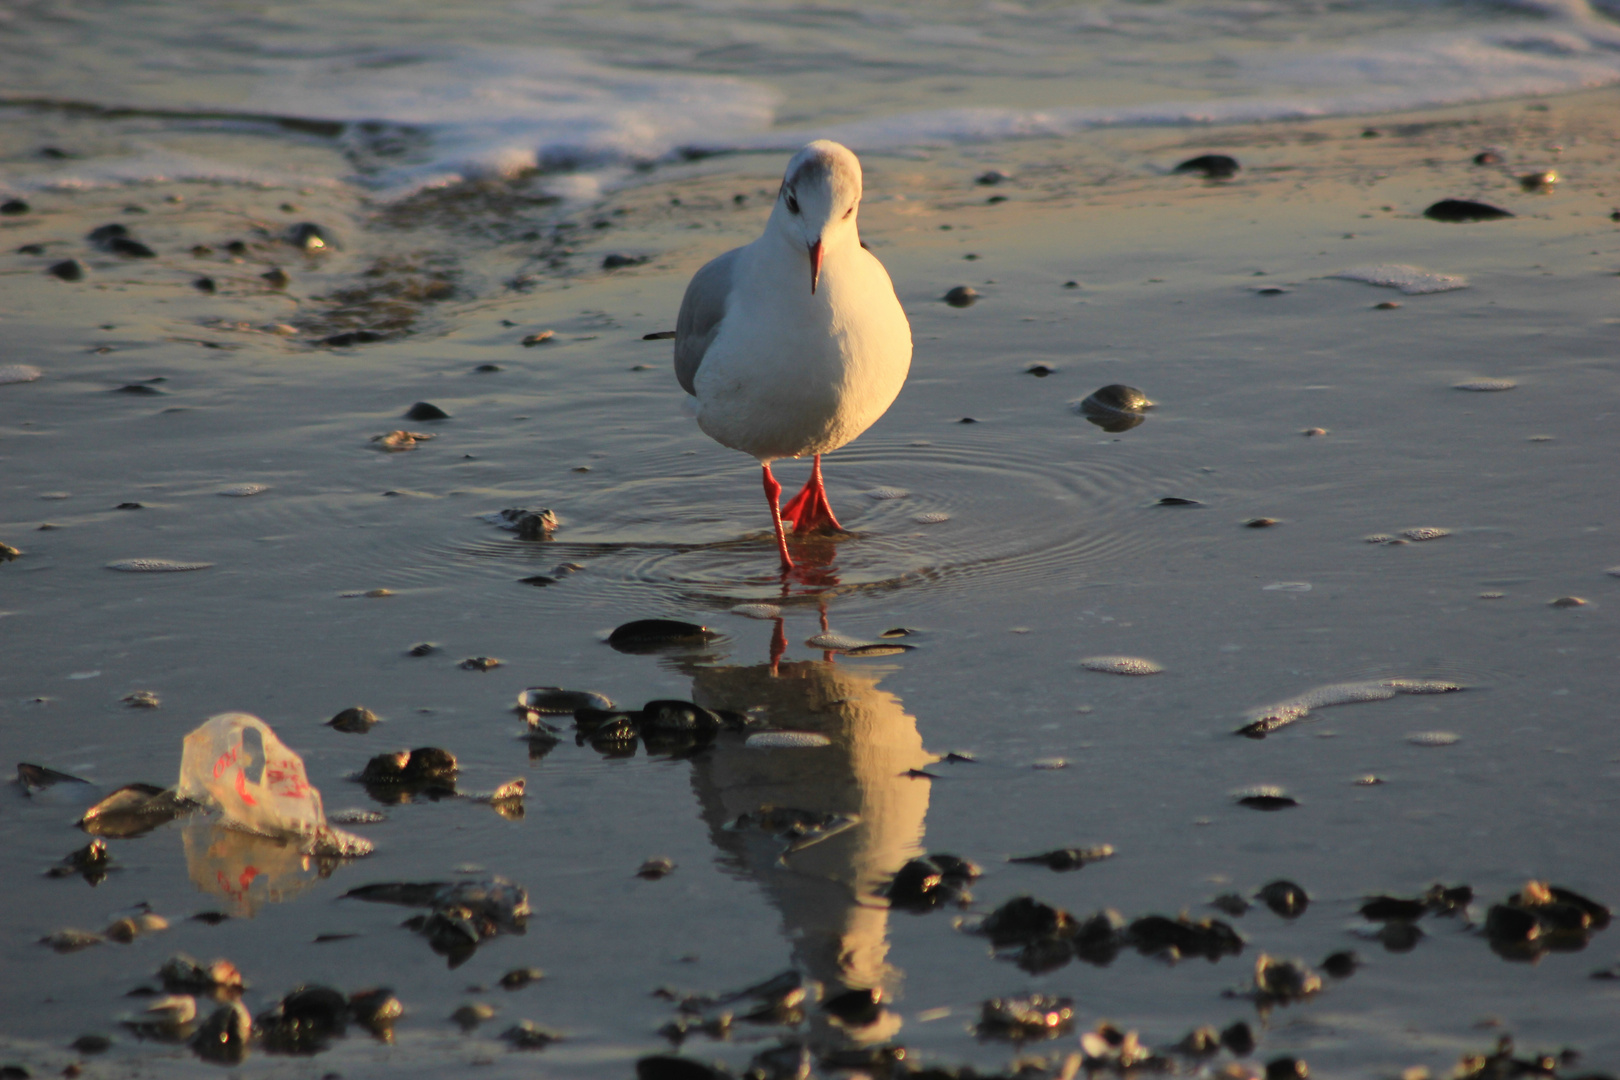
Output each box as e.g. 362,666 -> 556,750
771,140 -> 863,294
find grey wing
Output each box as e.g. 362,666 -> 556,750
674,247 -> 739,395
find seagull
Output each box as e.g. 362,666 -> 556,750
674,140 -> 912,573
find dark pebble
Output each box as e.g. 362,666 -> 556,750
1220,1021 -> 1255,1056
257,985 -> 349,1053
603,253 -> 648,269
115,502 -> 144,510
1474,150 -> 1504,165
48,260 -> 88,282
519,687 -> 614,714
122,205 -> 145,214
1173,154 -> 1240,179
1378,921 -> 1424,951
519,575 -> 558,587
475,363 -> 502,372
40,146 -> 70,158
262,267 -> 290,289
822,988 -> 883,1026
108,237 -> 155,258
943,285 -> 978,307
636,1055 -> 728,1080
1211,893 -> 1250,917
460,656 -> 502,671
322,329 -> 384,347
607,619 -> 718,653
1256,287 -> 1289,296
1026,364 -> 1054,377
501,1021 -> 560,1049
225,240 -> 248,256
1128,914 -> 1243,960
1266,1057 -> 1309,1080
986,195 -> 1008,204
1257,880 -> 1309,918
191,1002 -> 250,1063
1063,280 -> 1079,288
976,170 -> 1010,185
1359,895 -> 1427,922
0,199 -> 29,215
1237,794 -> 1298,810
1424,199 -> 1513,222
70,1035 -> 111,1055
287,222 -> 332,251
500,967 -> 544,990
1076,384 -> 1151,432
1321,950 -> 1360,978
958,416 -> 977,424
193,276 -> 216,293
328,706 -> 380,733
191,244 -> 213,257
407,642 -> 437,657
1157,497 -> 1201,507
1375,301 -> 1401,310
87,223 -> 129,245
1009,846 -> 1113,872
348,988 -> 403,1034
404,401 -> 450,421
18,243 -> 45,255
1245,517 -> 1279,528
643,330 -> 676,340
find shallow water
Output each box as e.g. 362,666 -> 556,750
4,5 -> 1620,1077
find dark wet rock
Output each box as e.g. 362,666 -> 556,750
1026,364 -> 1054,377
1245,517 -> 1279,528
1520,170 -> 1557,192
407,642 -> 437,657
822,988 -> 883,1027
518,687 -> 613,715
358,747 -> 457,799
0,198 -> 28,215
1257,880 -> 1309,918
1321,950 -> 1360,978
641,700 -> 724,736
608,619 -> 720,653
1129,914 -> 1243,961
17,762 -> 91,794
1474,150 -> 1504,165
1174,154 -> 1240,179
87,223 -> 129,245
1250,954 -> 1322,1005
522,329 -> 556,346
287,223 -> 333,251
603,253 -> 649,270
123,690 -> 160,708
986,194 -> 1008,204
191,1001 -> 251,1063
348,877 -> 529,964
48,259 -> 88,281
500,967 -> 544,990
403,401 -> 450,421
980,895 -> 1076,946
47,839 -> 111,884
262,267 -> 290,289
0,541 -> 21,561
638,1055 -> 731,1080
17,244 -> 44,257
348,987 -> 403,1035
159,953 -> 244,993
1009,845 -> 1114,871
1377,921 -> 1425,952
1080,1022 -> 1172,1071
324,329 -> 385,347
491,505 -> 559,539
225,240 -> 248,255
79,784 -> 193,838
41,928 -> 104,953
460,656 -> 502,671
1424,199 -> 1513,222
1237,793 -> 1298,810
115,384 -> 164,395
1177,1026 -> 1222,1056
1266,1057 -> 1309,1080
943,285 -> 978,307
643,330 -> 677,341
328,706 -> 380,733
452,1002 -> 495,1030
1157,497 -> 1201,507
638,857 -> 677,880
976,170 -> 1010,185
256,985 -> 347,1054
1211,893 -> 1250,917
108,237 -> 156,258
886,854 -> 978,911
192,276 -> 216,293
1073,909 -> 1127,965
976,994 -> 1074,1041
1360,895 -> 1427,922
1220,1021 -> 1255,1056
71,1034 -> 111,1054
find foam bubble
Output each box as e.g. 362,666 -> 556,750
1080,656 -> 1164,676
746,732 -> 832,750
1332,265 -> 1469,295
0,365 -> 42,385
107,558 -> 214,572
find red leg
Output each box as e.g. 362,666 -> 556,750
762,463 -> 794,572
780,454 -> 844,533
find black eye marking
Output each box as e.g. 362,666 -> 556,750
785,192 -> 800,215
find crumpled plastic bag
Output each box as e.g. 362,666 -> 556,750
176,712 -> 371,858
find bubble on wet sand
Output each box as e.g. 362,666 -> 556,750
1080,656 -> 1163,676
1239,677 -> 1462,737
865,486 -> 909,500
746,731 -> 833,749
730,603 -> 782,619
913,511 -> 951,524
1332,264 -> 1468,294
1453,378 -> 1516,392
107,558 -> 214,572
516,687 -> 613,714
0,364 -> 42,384
1263,581 -> 1311,592
1401,527 -> 1451,541
328,808 -> 386,825
216,483 -> 268,497
1407,731 -> 1461,746
805,632 -> 914,656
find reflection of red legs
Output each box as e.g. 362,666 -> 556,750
781,454 -> 844,533
762,463 -> 794,573
768,617 -> 787,676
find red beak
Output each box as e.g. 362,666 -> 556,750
808,240 -> 823,294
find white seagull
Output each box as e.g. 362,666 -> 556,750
674,140 -> 912,573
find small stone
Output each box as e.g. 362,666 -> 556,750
1173,154 -> 1240,179
943,285 -> 978,307
192,276 -> 216,294
637,857 -> 676,880
0,198 -> 29,215
499,968 -> 544,990
1549,596 -> 1587,607
522,330 -> 555,346
1026,364 -> 1054,377
48,260 -> 88,282
501,1020 -> 561,1049
1302,427 -> 1327,436
1157,497 -> 1201,507
1375,301 -> 1401,309
71,1035 -> 111,1055
122,691 -> 160,709
976,170 -> 1010,185
404,401 -> 450,421
607,619 -> 718,653
1424,199 -> 1512,222
324,329 -> 385,347
459,656 -> 502,672
328,706 -> 380,733
288,222 -> 332,251
107,559 -> 212,572
1322,950 -> 1360,977
407,642 -> 437,657
108,237 -> 156,258
41,929 -> 104,953
1220,1021 -> 1256,1056
349,988 -> 404,1034
1519,170 -> 1557,192
371,430 -> 433,451
262,267 -> 290,289
1473,150 -> 1504,165
602,253 -> 647,270
1245,518 -> 1279,528
1256,880 -> 1309,918
1265,1057 -> 1309,1080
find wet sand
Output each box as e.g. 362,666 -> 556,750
3,89 -> 1619,1077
